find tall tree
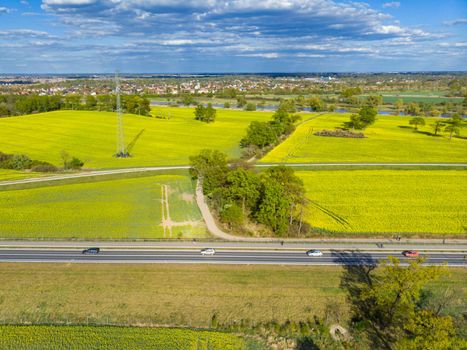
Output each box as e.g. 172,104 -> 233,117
444,113 -> 463,140
344,257 -> 463,350
409,117 -> 425,130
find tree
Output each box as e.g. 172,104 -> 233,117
365,95 -> 383,108
67,157 -> 84,170
245,102 -> 256,111
236,95 -> 247,108
194,103 -> 216,123
444,113 -> 463,140
394,99 -> 404,115
359,105 -> 377,126
204,103 -> 216,123
220,203 -> 244,229
224,102 -> 231,109
194,104 -> 206,121
10,154 -> 32,170
308,96 -> 324,111
189,149 -> 229,195
85,95 -> 97,110
240,121 -> 277,148
344,256 -> 463,350
256,166 -> 306,235
346,106 -> 377,130
432,120 -> 445,136
60,150 -> 70,169
405,103 -> 421,116
278,99 -> 296,113
224,167 -> 261,214
409,117 -> 425,130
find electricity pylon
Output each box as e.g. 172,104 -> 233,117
115,71 -> 128,157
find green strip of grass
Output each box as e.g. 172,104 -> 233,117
0,263 -> 464,328
0,175 -> 206,239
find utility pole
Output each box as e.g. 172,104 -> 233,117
115,71 -> 128,157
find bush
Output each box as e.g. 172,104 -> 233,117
314,129 -> 365,138
66,157 -> 84,170
10,154 -> 32,170
31,162 -> 58,172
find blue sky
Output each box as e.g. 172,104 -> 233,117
0,0 -> 465,73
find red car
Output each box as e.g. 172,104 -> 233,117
402,250 -> 419,257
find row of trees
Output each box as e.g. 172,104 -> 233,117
0,94 -> 151,117
0,151 -> 83,172
410,114 -> 464,139
240,103 -> 300,157
189,150 -> 309,236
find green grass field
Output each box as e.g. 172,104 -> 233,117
0,108 -> 272,169
0,169 -> 43,181
0,175 -> 206,239
262,113 -> 467,163
298,169 -> 467,236
0,326 -> 247,350
0,264 -> 464,328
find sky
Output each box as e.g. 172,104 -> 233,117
0,0 -> 466,73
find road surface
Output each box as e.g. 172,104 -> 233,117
1,163 -> 466,187
0,249 -> 464,266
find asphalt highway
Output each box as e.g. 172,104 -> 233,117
0,249 -> 465,266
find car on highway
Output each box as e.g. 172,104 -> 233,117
200,248 -> 216,256
402,250 -> 419,257
82,248 -> 100,254
306,249 -> 323,257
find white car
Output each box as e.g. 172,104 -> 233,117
306,249 -> 323,257
200,248 -> 216,256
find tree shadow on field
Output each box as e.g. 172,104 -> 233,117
333,250 -> 379,347
296,337 -> 320,350
332,249 -> 377,299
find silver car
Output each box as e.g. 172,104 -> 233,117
306,249 -> 323,257
200,248 -> 216,256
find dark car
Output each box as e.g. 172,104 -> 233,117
82,248 -> 100,254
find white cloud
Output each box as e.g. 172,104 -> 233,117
238,52 -> 279,58
0,6 -> 11,13
443,18 -> 467,26
382,2 -> 400,9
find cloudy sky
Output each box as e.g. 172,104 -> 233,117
0,0 -> 466,73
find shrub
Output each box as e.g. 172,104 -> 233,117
10,154 -> 32,170
31,162 -> 59,172
314,129 -> 365,138
66,157 -> 84,170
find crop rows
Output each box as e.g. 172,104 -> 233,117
0,325 -> 246,350
0,108 -> 272,169
262,113 -> 467,163
0,175 -> 206,239
298,169 -> 467,235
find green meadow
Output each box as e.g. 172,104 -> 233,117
0,107 -> 272,169
262,113 -> 467,163
0,263 -> 464,327
298,169 -> 467,236
0,326 -> 248,350
0,175 -> 206,239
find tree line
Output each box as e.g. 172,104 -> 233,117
0,150 -> 83,172
190,150 -> 309,236
0,94 -> 151,117
240,102 -> 300,158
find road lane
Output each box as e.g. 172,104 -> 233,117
0,249 -> 464,266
